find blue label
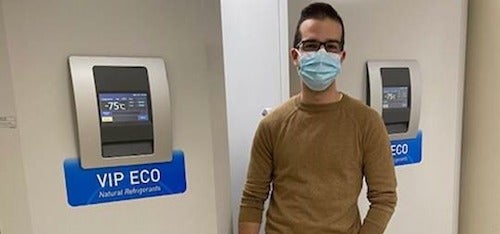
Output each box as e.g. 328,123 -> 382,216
63,150 -> 187,207
390,131 -> 423,166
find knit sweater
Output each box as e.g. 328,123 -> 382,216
239,94 -> 397,234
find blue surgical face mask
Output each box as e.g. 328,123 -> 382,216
297,48 -> 342,91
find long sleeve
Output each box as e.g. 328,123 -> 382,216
360,111 -> 398,234
238,120 -> 274,223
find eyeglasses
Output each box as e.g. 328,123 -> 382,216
296,40 -> 342,53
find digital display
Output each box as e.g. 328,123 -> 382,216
383,87 -> 408,109
98,93 -> 150,123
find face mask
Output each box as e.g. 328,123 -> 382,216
297,48 -> 342,91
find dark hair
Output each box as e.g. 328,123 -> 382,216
293,2 -> 345,50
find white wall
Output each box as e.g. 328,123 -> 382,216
0,0 -> 230,233
288,1 -> 468,234
460,1 -> 500,234
0,2 -> 33,233
221,0 -> 288,232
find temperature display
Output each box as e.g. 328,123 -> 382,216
98,93 -> 150,123
383,87 -> 408,109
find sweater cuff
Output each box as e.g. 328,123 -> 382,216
359,219 -> 385,234
360,208 -> 393,234
238,206 -> 263,223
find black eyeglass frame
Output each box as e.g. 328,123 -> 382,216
295,39 -> 344,53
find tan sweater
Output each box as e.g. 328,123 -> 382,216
239,94 -> 397,234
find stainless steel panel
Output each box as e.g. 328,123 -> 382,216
367,60 -> 421,140
69,56 -> 172,169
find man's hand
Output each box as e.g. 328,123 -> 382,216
238,222 -> 260,234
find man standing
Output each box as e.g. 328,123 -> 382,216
238,2 -> 397,234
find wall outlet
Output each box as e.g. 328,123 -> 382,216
261,108 -> 273,117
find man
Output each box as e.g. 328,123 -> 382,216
238,2 -> 397,234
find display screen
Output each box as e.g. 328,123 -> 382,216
383,87 -> 408,109
98,93 -> 150,123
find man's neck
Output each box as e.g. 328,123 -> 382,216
300,83 -> 342,104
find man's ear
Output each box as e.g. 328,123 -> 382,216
291,48 -> 300,66
340,51 -> 347,63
